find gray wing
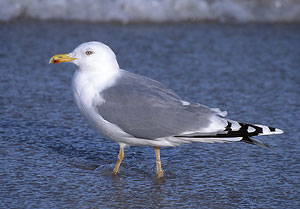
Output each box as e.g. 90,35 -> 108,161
96,70 -> 219,139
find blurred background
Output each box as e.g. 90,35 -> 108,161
0,0 -> 299,209
1,0 -> 300,23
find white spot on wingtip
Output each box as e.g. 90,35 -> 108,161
275,128 -> 284,134
231,121 -> 241,131
254,124 -> 284,135
247,126 -> 256,133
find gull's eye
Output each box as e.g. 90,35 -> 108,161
86,50 -> 93,56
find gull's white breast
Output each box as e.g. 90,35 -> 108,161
71,70 -> 133,142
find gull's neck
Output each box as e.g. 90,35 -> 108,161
72,62 -> 120,97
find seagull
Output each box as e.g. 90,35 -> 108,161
49,41 -> 283,178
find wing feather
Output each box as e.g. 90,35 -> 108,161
96,70 -> 224,139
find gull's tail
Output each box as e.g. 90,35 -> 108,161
176,120 -> 284,148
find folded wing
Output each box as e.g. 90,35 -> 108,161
96,70 -> 283,147
97,70 -> 226,139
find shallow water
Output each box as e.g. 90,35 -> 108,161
0,20 -> 299,208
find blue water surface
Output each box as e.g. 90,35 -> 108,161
0,21 -> 299,208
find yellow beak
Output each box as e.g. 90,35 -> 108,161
49,54 -> 76,64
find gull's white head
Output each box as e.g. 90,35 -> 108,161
49,41 -> 119,72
